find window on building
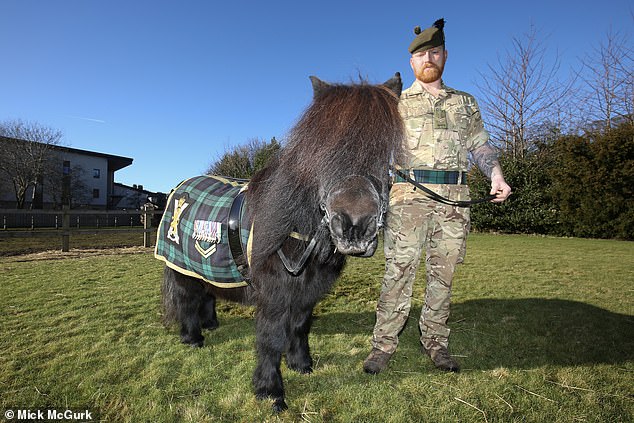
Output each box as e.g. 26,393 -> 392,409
93,169 -> 100,178
93,189 -> 100,199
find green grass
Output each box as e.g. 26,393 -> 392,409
1,234 -> 632,422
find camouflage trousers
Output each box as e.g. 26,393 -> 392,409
371,182 -> 471,354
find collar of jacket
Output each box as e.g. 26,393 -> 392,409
402,80 -> 458,99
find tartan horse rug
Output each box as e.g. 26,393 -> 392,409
155,175 -> 252,288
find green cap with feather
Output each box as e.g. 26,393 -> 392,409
408,18 -> 445,54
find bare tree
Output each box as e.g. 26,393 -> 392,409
207,137 -> 281,179
578,28 -> 633,130
44,164 -> 92,209
475,25 -> 576,158
0,120 -> 63,208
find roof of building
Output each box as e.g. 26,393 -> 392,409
0,136 -> 133,171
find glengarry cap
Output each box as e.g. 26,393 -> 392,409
408,18 -> 445,54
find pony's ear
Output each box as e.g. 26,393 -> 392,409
382,72 -> 402,97
309,76 -> 330,98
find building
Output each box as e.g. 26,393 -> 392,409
0,136 -> 135,209
112,182 -> 161,210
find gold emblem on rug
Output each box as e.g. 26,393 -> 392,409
167,197 -> 189,244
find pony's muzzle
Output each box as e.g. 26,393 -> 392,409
329,212 -> 379,256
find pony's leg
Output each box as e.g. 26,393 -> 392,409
165,268 -> 205,347
252,303 -> 289,412
199,292 -> 219,330
285,304 -> 314,374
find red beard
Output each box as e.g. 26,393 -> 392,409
416,62 -> 443,83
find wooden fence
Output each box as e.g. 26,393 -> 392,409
0,205 -> 160,252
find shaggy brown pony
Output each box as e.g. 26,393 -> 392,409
161,73 -> 405,412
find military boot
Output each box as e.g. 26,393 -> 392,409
363,348 -> 393,374
423,342 -> 460,373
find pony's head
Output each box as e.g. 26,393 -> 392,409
304,73 -> 403,257
247,73 -> 405,266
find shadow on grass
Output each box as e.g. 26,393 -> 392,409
158,298 -> 632,417
311,298 -> 634,370
176,298 -> 632,371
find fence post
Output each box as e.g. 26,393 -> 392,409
143,204 -> 152,248
62,205 -> 70,252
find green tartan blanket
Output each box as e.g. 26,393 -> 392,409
154,175 -> 251,287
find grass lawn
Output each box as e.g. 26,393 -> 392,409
1,233 -> 632,422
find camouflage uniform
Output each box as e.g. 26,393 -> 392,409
371,80 -> 489,356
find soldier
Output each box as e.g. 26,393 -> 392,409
363,18 -> 511,374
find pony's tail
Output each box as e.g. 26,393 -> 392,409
160,266 -> 179,327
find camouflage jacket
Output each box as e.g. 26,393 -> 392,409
398,80 -> 489,171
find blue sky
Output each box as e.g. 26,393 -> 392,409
1,0 -> 632,193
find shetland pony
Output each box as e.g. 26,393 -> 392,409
160,73 -> 404,412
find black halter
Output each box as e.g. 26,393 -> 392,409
276,216 -> 328,276
277,175 -> 388,276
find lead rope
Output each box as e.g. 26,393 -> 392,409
393,168 -> 496,207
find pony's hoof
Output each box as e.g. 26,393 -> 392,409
180,335 -> 204,348
201,319 -> 219,330
272,398 -> 288,413
288,364 -> 313,374
286,355 -> 313,374
255,391 -> 287,412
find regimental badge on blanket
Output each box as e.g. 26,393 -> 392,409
167,196 -> 189,244
193,220 -> 222,243
193,220 -> 222,258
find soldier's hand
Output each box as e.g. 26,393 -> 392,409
490,175 -> 511,203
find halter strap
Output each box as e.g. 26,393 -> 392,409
277,174 -> 386,275
276,216 -> 328,276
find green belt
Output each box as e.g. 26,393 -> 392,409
394,169 -> 467,185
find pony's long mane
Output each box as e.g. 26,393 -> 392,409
246,81 -> 405,269
283,83 -> 404,185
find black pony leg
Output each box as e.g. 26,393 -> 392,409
169,270 -> 205,347
199,292 -> 219,330
252,306 -> 289,412
286,305 -> 314,374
